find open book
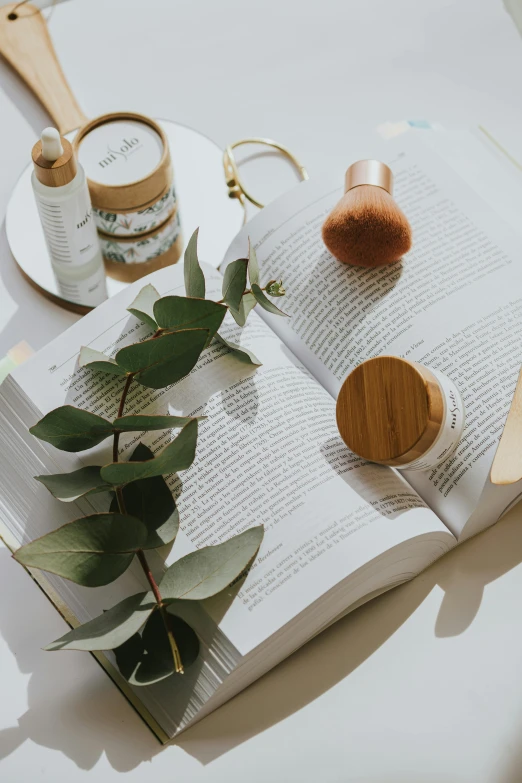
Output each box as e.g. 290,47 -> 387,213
1,133 -> 522,742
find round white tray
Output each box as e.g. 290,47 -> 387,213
6,119 -> 244,314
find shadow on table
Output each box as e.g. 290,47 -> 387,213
0,223 -> 77,358
3,506 -> 522,772
0,547 -> 161,771
500,743 -> 522,783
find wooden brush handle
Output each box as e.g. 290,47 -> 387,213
0,3 -> 87,134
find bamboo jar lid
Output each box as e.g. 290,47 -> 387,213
73,112 -> 172,212
336,356 -> 445,466
31,137 -> 77,187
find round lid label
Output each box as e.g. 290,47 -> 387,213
77,120 -> 163,186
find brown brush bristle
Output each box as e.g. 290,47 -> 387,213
322,185 -> 412,267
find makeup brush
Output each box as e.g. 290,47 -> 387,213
322,160 -> 412,267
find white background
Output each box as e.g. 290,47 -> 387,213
3,1 -> 522,780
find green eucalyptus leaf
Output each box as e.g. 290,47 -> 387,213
113,628 -> 144,681
221,258 -> 248,311
30,409 -> 198,461
35,466 -> 111,502
153,296 -> 226,346
160,525 -> 264,601
114,414 -> 197,433
13,513 -> 147,587
29,406 -> 114,452
248,239 -> 260,286
184,228 -> 205,298
101,420 -> 198,485
229,292 -> 257,327
114,609 -> 199,685
251,283 -> 289,317
78,347 -> 128,377
214,333 -> 262,367
115,329 -> 208,389
127,284 -> 161,329
110,443 -> 179,548
45,591 -> 155,651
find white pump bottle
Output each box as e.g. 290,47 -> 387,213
31,127 -> 107,307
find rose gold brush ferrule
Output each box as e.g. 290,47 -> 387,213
344,160 -> 393,195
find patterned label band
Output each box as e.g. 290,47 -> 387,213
100,211 -> 181,265
93,185 -> 177,236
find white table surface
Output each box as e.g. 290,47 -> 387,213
3,1 -> 522,780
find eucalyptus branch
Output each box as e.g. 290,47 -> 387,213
112,369 -> 184,673
16,229 -> 285,687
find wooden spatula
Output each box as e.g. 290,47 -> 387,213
0,2 -> 87,134
490,366 -> 522,484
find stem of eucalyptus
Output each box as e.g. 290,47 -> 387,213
215,285 -> 269,305
113,374 -> 133,462
113,372 -> 184,674
112,291 -> 256,671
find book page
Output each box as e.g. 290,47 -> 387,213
10,260 -> 453,654
221,136 -> 522,539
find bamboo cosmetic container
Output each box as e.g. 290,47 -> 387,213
336,356 -> 465,471
73,112 -> 181,281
